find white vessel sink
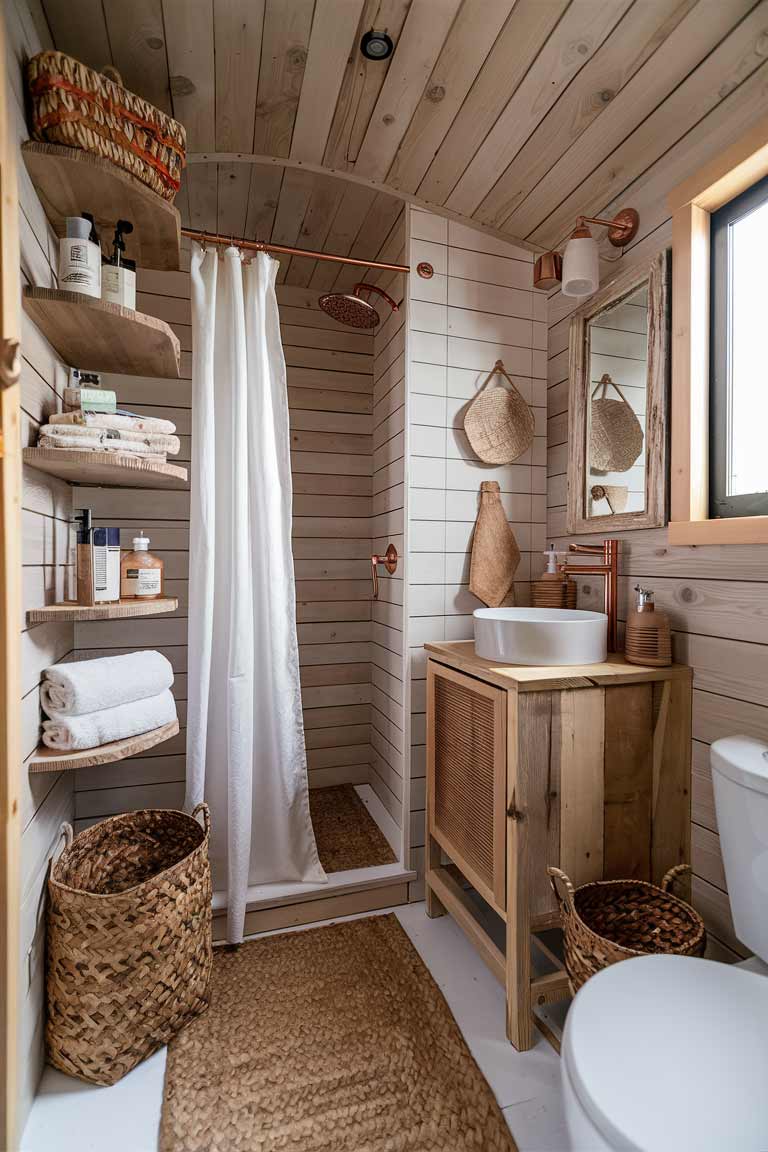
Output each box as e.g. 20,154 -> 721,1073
474,607 -> 607,666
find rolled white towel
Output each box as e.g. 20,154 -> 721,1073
41,651 -> 174,717
41,689 -> 177,751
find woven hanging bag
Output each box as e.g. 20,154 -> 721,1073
46,804 -> 212,1086
549,864 -> 705,994
26,52 -> 186,201
589,373 -> 644,472
464,360 -> 534,464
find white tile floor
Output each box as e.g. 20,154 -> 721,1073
21,902 -> 568,1152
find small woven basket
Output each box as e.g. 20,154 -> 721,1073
464,360 -> 534,464
549,864 -> 705,994
46,804 -> 212,1085
589,374 -> 644,472
26,52 -> 186,201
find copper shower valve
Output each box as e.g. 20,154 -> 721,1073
371,544 -> 398,600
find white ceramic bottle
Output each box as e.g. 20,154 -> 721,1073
59,216 -> 101,298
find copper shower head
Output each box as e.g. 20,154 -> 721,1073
318,283 -> 399,329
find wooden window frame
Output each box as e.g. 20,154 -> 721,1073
669,113 -> 768,544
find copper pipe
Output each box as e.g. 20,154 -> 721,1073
180,227 -> 410,273
577,214 -> 633,233
559,540 -> 620,653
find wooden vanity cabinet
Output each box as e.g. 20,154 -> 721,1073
424,641 -> 692,1051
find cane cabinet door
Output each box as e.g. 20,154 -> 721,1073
427,662 -> 507,916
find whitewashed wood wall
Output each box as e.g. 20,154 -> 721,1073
406,207 -> 548,893
370,210 -> 407,851
8,0 -> 74,1127
546,85 -> 768,964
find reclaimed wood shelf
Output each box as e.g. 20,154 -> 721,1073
23,447 -> 187,489
29,719 -> 180,774
27,597 -> 178,623
22,287 -> 180,378
21,142 -> 181,271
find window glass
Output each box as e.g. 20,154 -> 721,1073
710,175 -> 768,517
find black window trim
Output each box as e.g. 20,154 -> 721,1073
709,171 -> 768,519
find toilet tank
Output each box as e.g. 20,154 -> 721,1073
711,736 -> 768,962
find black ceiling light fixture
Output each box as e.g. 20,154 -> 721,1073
360,29 -> 394,60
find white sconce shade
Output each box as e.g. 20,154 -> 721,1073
561,231 -> 599,297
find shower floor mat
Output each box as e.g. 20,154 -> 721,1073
309,784 -> 396,872
159,914 -> 516,1152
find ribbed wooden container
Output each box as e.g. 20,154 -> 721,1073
46,804 -> 212,1085
625,606 -> 672,666
532,576 -> 577,609
26,52 -> 185,201
549,865 -> 705,993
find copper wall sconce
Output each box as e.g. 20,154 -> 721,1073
533,207 -> 640,292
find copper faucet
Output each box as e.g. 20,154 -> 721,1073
558,540 -> 619,653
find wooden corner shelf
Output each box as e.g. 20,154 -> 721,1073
21,142 -> 181,271
22,287 -> 180,379
27,597 -> 179,623
23,447 -> 187,488
29,719 -> 180,774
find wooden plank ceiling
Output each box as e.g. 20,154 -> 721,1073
37,0 -> 768,289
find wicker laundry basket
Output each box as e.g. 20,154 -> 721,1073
26,52 -> 186,201
47,804 -> 212,1086
549,864 -> 705,994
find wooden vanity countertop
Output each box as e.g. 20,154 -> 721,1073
424,640 -> 691,693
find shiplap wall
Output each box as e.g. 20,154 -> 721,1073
282,283 -> 375,791
407,207 -> 547,891
546,92 -> 768,964
71,259 -> 192,831
370,209 -> 407,852
8,0 -> 74,1127
70,267 -> 380,830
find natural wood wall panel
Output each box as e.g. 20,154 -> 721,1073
544,42 -> 768,956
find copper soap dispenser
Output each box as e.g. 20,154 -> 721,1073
625,585 -> 672,667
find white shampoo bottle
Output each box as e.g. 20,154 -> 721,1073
59,216 -> 101,298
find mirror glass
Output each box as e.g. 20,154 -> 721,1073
585,284 -> 648,519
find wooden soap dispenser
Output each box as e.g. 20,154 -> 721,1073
625,585 -> 672,666
532,544 -> 577,609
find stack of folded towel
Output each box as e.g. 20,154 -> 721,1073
41,650 -> 177,752
37,411 -> 180,463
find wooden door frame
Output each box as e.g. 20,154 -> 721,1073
0,6 -> 23,1147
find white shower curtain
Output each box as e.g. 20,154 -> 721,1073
186,244 -> 325,943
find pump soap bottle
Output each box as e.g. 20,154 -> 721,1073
532,544 -> 577,609
625,585 -> 672,666
74,508 -> 95,606
121,531 -> 164,600
102,220 -> 136,309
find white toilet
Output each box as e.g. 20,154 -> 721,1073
561,734 -> 768,1151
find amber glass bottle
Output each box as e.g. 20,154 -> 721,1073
120,531 -> 164,600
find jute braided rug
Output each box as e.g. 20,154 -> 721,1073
160,914 -> 517,1152
309,784 -> 396,872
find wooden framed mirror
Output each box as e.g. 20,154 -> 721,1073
567,251 -> 670,534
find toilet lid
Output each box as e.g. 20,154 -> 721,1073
563,954 -> 768,1151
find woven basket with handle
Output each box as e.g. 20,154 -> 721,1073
26,52 -> 186,201
589,373 -> 644,473
548,864 -> 705,994
464,359 -> 534,464
46,803 -> 212,1085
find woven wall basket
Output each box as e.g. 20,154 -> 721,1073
589,374 -> 644,473
46,804 -> 212,1086
464,359 -> 534,464
549,864 -> 705,994
26,52 -> 186,201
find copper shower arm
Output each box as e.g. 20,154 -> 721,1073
353,284 -> 399,312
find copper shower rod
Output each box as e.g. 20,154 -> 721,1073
180,227 -> 410,273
